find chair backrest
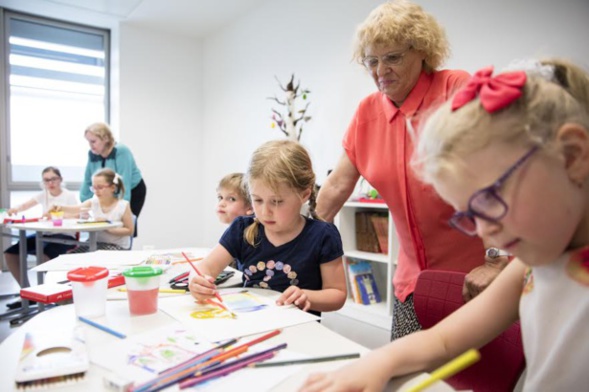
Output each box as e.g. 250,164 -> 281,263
413,270 -> 526,392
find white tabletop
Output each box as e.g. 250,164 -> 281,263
0,289 -> 453,392
7,218 -> 122,233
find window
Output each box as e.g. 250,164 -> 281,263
2,10 -> 110,190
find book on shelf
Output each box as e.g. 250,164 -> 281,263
347,260 -> 381,305
20,273 -> 125,303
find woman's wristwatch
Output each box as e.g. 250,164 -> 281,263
486,247 -> 510,259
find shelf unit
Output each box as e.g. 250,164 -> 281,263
334,201 -> 398,330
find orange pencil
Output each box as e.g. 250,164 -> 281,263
171,257 -> 203,265
181,251 -> 224,303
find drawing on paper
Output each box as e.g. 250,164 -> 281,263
189,290 -> 267,320
127,329 -> 201,373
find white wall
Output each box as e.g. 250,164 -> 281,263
199,0 -> 589,246
118,25 -> 203,250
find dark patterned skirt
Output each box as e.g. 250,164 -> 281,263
391,293 -> 422,341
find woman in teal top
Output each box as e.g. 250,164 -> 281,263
81,122 -> 146,235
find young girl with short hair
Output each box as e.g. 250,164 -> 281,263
300,59 -> 589,391
55,168 -> 134,252
190,140 -> 347,313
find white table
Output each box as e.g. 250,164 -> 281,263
0,219 -> 122,323
0,291 -> 452,392
7,219 -> 122,287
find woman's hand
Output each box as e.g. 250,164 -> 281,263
276,286 -> 311,311
188,273 -> 219,302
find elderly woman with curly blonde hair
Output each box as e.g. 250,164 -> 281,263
317,0 -> 507,340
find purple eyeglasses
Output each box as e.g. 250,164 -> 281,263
449,145 -> 540,236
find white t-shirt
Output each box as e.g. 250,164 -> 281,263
34,189 -> 79,238
33,188 -> 79,213
90,197 -> 130,249
519,247 -> 589,390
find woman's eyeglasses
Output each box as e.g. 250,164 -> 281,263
449,146 -> 540,236
362,47 -> 412,70
42,177 -> 60,183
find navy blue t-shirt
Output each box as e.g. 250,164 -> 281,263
219,216 -> 343,293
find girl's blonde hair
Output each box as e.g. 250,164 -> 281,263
414,59 -> 589,184
244,139 -> 321,246
93,168 -> 126,199
85,122 -> 115,150
217,172 -> 251,209
353,0 -> 449,73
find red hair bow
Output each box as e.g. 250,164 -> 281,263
451,66 -> 527,113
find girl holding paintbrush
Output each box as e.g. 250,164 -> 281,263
189,140 -> 347,313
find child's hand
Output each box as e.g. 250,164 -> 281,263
276,286 -> 310,311
188,274 -> 219,302
298,357 -> 388,392
7,207 -> 18,216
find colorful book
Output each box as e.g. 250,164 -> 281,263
347,260 -> 381,305
20,274 -> 125,303
15,327 -> 89,388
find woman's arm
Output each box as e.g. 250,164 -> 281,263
80,154 -> 95,202
299,259 -> 525,392
316,152 -> 361,222
115,146 -> 138,202
188,244 -> 234,302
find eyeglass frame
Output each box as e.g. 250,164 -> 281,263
90,184 -> 113,192
42,176 -> 61,183
449,145 -> 540,236
361,47 -> 412,70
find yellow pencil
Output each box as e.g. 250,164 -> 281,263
406,349 -> 481,392
117,287 -> 186,294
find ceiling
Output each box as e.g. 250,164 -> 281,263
39,0 -> 269,38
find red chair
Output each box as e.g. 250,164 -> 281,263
413,270 -> 526,392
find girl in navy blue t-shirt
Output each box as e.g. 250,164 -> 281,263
190,140 -> 347,313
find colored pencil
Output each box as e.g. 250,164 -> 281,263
136,331 -> 284,392
179,343 -> 287,389
206,298 -> 237,318
78,316 -> 126,339
168,271 -> 189,283
171,257 -> 203,265
406,349 -> 481,392
181,251 -> 224,303
132,340 -> 235,392
253,352 -> 361,367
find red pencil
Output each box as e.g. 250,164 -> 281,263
181,251 -> 224,303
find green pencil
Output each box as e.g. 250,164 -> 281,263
253,352 -> 360,367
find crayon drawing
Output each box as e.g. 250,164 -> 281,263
158,289 -> 320,341
127,329 -> 201,373
91,324 -> 212,384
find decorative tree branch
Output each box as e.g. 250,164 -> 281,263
268,73 -> 311,141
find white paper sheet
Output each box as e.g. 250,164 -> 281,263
158,289 -> 319,342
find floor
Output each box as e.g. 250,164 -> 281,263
0,265 -> 39,343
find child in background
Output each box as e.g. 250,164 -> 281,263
190,140 -> 347,313
4,166 -> 79,287
300,60 -> 589,391
53,168 -> 134,252
216,172 -> 252,225
216,172 -> 252,269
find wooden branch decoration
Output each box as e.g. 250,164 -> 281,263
269,74 -> 311,140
